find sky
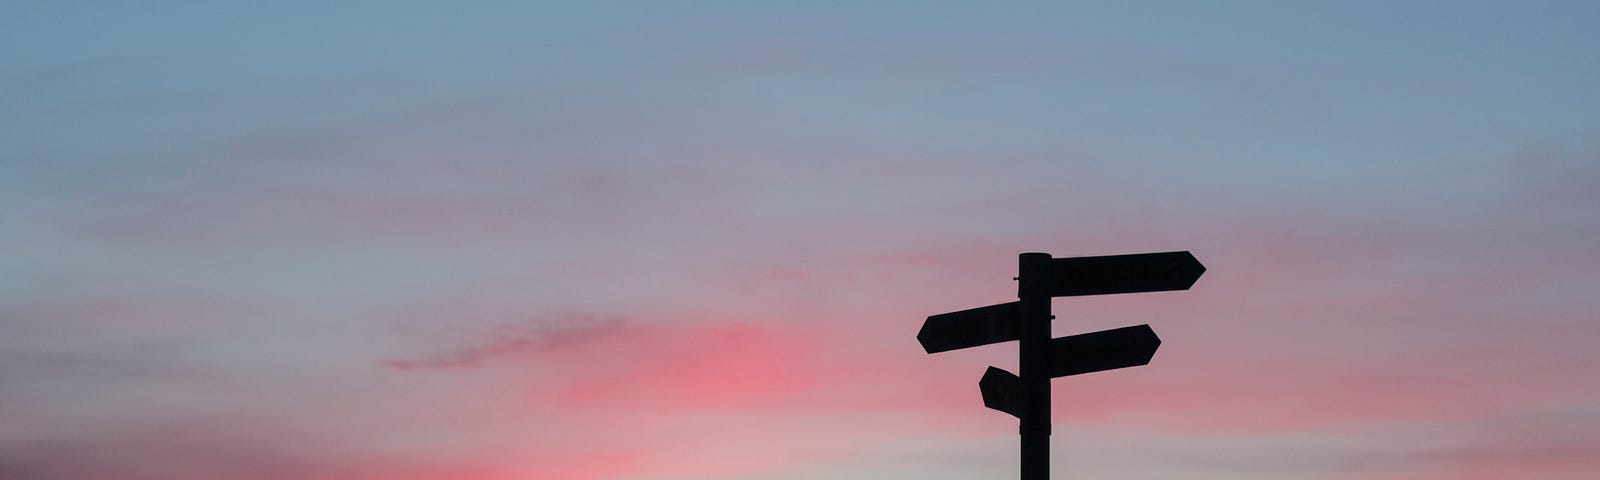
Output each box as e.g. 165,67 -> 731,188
3,1 -> 1599,479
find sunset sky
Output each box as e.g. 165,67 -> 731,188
4,2 -> 1599,479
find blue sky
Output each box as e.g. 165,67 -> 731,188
3,2 -> 1599,479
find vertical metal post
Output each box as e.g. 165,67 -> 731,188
1017,252 -> 1054,480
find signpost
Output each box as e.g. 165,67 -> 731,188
918,251 -> 1205,480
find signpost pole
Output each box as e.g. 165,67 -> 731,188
1017,252 -> 1053,480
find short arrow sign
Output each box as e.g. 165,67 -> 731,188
917,301 -> 1022,354
979,366 -> 1024,418
1050,251 -> 1205,297
1048,324 -> 1162,378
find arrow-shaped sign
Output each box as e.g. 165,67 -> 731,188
979,366 -> 1023,418
917,301 -> 1022,354
977,325 -> 1161,418
1050,251 -> 1205,297
1047,324 -> 1161,377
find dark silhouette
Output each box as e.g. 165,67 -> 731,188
918,251 -> 1205,480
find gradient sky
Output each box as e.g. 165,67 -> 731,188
4,2 -> 1599,479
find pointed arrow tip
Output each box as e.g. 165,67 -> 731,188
916,318 -> 950,354
1181,251 -> 1206,287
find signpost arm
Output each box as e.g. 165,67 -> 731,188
1017,252 -> 1053,480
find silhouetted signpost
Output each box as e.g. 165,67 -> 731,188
918,251 -> 1205,480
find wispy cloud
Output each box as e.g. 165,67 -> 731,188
382,314 -> 625,371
